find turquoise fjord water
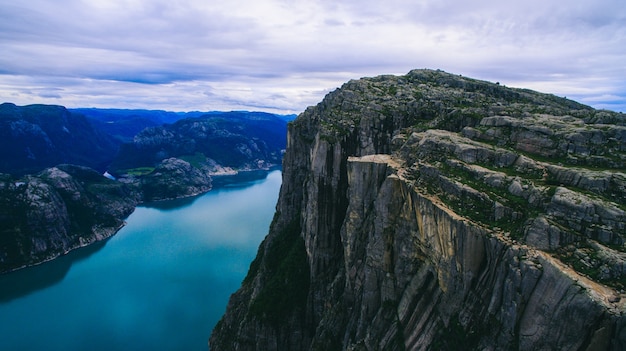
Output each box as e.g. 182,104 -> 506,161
0,170 -> 282,351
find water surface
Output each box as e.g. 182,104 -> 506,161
0,170 -> 281,351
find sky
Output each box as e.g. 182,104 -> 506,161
1,0 -> 625,114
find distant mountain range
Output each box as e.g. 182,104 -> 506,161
0,103 -> 294,176
71,107 -> 295,143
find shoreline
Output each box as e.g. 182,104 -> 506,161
1,166 -> 281,275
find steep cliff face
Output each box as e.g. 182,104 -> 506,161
210,70 -> 626,350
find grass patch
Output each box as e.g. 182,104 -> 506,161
556,243 -> 626,289
436,162 -> 537,237
178,152 -> 207,169
118,167 -> 155,176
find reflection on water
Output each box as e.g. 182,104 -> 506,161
210,168 -> 279,189
0,240 -> 107,302
141,168 -> 278,211
0,170 -> 281,351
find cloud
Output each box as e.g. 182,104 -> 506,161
0,0 -> 625,113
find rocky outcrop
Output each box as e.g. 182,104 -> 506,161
210,70 -> 626,350
0,164 -> 139,273
138,157 -> 212,202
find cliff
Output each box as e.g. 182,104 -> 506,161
210,69 -> 626,350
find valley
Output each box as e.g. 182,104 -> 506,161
0,106 -> 290,273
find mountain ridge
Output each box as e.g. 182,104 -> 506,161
0,103 -> 118,175
108,111 -> 287,177
72,108 -> 296,143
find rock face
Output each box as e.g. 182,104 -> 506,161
0,164 -> 139,273
210,70 -> 626,350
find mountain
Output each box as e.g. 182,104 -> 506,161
210,70 -> 626,350
0,103 -> 118,175
0,164 -> 139,273
72,108 -> 296,143
0,104 -> 296,177
108,111 -> 287,177
71,108 -> 204,143
70,107 -> 201,125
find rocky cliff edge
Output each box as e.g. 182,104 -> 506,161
210,69 -> 626,350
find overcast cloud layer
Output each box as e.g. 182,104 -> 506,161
1,0 -> 625,113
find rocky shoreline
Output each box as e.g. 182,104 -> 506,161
0,163 -> 280,274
